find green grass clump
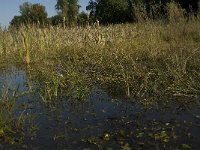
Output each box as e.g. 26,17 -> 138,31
0,85 -> 37,148
0,87 -> 26,146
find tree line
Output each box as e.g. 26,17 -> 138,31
87,0 -> 200,24
10,0 -> 200,27
10,0 -> 80,27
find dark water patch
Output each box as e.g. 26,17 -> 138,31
0,65 -> 200,150
28,87 -> 140,149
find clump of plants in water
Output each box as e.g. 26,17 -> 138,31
0,88 -> 25,145
0,2 -> 199,149
0,3 -> 199,108
32,62 -> 91,105
0,86 -> 31,147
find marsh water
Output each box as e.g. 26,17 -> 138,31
0,64 -> 200,150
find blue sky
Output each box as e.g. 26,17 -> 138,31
0,0 -> 89,27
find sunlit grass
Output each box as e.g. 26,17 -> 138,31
0,3 -> 199,107
0,3 -> 199,149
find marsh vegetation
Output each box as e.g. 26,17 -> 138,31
0,3 -> 200,149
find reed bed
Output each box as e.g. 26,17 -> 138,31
0,4 -> 200,149
0,10 -> 200,107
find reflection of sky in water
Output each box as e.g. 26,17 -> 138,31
0,66 -> 28,92
0,65 -> 36,117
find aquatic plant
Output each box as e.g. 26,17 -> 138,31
0,3 -> 199,107
0,86 -> 28,146
0,3 -> 199,149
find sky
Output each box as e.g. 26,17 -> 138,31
0,0 -> 89,27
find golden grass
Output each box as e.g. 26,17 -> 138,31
0,4 -> 200,106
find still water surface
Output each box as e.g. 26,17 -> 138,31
0,65 -> 200,149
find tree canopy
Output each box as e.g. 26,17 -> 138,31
10,0 -> 200,27
86,0 -> 200,24
10,2 -> 48,27
55,0 -> 79,26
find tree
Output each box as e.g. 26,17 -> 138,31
86,0 -> 97,22
176,0 -> 199,13
77,11 -> 88,26
10,2 -> 48,26
86,0 -> 132,24
19,2 -> 30,16
10,16 -> 24,27
68,0 -> 79,25
55,0 -> 79,26
29,3 -> 48,24
86,0 -> 97,15
86,0 -> 199,24
145,0 -> 199,14
48,15 -> 64,26
55,0 -> 68,23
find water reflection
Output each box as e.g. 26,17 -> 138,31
0,65 -> 26,90
0,65 -> 200,149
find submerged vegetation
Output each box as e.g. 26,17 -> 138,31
0,2 -> 200,149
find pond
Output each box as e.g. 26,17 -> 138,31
0,64 -> 200,150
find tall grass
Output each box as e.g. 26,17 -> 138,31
0,2 -> 200,106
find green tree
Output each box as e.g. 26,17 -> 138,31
77,11 -> 88,26
55,0 -> 79,26
10,2 -> 48,26
68,0 -> 79,25
176,0 -> 199,13
48,15 -> 64,26
86,0 -> 199,24
86,0 -> 97,15
55,0 -> 68,23
29,3 -> 48,24
87,0 -> 132,24
10,16 -> 24,27
86,0 -> 97,22
145,0 -> 199,19
18,2 -> 32,24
